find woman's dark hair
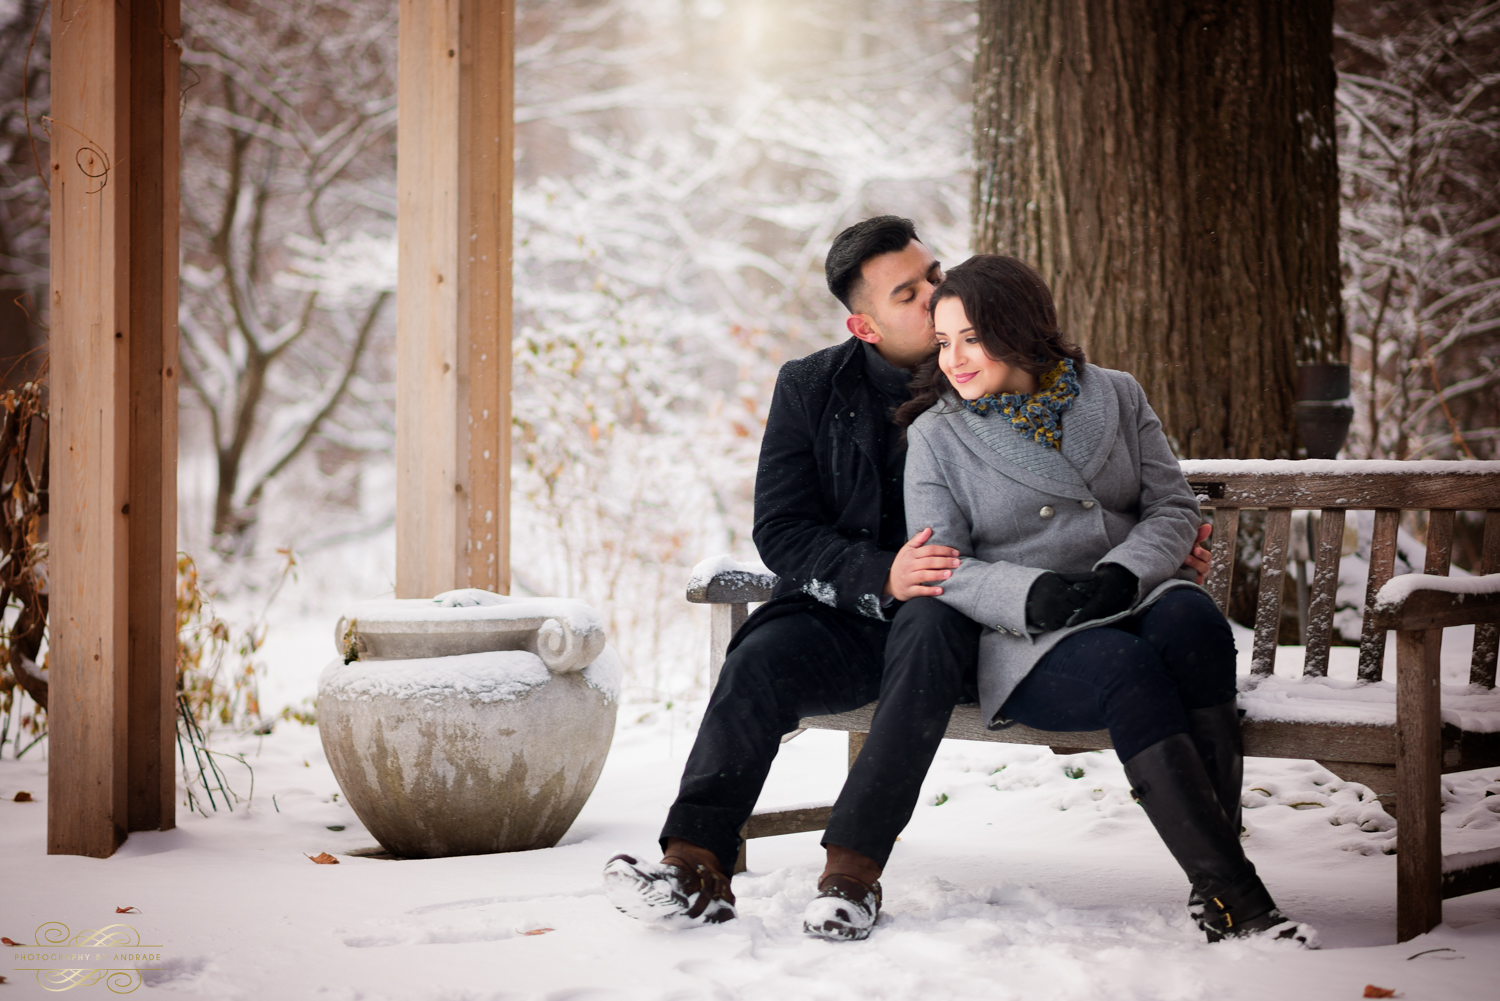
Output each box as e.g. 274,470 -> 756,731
894,255 -> 1085,427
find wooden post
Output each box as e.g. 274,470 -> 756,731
396,0 -> 514,599
49,0 -> 180,856
1395,626 -> 1443,941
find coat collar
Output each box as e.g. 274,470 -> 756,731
945,363 -> 1119,499
1061,364 -> 1120,482
829,337 -> 885,465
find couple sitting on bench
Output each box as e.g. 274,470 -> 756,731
603,216 -> 1315,947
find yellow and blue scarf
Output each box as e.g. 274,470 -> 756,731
961,358 -> 1079,450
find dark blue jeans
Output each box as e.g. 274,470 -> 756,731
1000,588 -> 1237,762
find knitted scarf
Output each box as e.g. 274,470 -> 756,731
961,358 -> 1079,450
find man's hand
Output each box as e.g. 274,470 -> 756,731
885,527 -> 961,601
1184,523 -> 1213,586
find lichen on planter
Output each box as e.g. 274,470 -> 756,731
317,591 -> 620,858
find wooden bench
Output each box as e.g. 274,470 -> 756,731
686,459 -> 1500,941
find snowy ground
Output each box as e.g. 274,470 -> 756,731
3,606 -> 1499,999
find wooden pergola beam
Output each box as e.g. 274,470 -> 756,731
49,0 -> 180,856
396,0 -> 515,599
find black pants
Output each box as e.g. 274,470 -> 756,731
1000,588 -> 1238,762
661,596 -> 982,874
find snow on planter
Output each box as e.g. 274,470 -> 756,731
318,592 -> 620,858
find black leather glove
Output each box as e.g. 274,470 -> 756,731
1025,571 -> 1099,632
1065,563 -> 1139,626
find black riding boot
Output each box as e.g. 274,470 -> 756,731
1187,700 -> 1244,832
1183,701 -> 1245,926
1123,733 -> 1315,945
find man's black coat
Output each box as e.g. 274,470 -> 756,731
747,337 -> 902,632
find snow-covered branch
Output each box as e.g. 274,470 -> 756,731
1338,4 -> 1500,464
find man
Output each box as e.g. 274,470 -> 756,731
603,217 -> 1212,941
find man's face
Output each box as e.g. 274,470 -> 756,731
846,241 -> 942,368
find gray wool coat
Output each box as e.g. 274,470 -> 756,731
903,363 -> 1205,729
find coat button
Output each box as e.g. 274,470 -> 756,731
1081,500 -> 1095,510
1039,505 -> 1055,519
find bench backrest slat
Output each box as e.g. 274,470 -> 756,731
1425,511 -> 1455,581
1303,508 -> 1347,677
1475,510 -> 1500,687
1250,507 -> 1294,677
1204,506 -> 1240,616
1356,508 -> 1403,682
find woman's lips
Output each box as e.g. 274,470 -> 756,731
950,371 -> 976,384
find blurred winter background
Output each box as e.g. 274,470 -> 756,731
0,0 -> 1496,742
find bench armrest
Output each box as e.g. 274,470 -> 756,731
1369,573 -> 1500,632
686,556 -> 778,604
687,557 -> 778,690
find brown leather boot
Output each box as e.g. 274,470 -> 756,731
805,844 -> 883,941
603,840 -> 736,925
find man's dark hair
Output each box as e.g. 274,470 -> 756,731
824,216 -> 920,312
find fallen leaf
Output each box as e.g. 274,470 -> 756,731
13,791 -> 32,802
115,907 -> 139,914
307,852 -> 339,865
0,974 -> 7,983
1364,987 -> 1397,999
2,937 -> 22,946
522,928 -> 554,936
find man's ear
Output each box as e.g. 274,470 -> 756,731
846,312 -> 882,344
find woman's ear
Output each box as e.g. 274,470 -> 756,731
846,312 -> 882,344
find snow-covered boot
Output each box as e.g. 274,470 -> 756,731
1184,700 -> 1245,926
1124,733 -> 1317,947
602,853 -> 736,925
802,873 -> 881,941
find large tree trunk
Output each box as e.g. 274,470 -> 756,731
972,0 -> 1344,459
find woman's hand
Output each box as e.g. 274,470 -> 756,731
885,527 -> 961,600
1184,523 -> 1213,585
1065,563 -> 1139,625
1025,571 -> 1098,631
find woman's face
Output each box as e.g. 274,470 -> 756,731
933,297 -> 1037,399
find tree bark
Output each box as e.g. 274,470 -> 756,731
972,0 -> 1344,459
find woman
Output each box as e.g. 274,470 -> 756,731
897,255 -> 1314,946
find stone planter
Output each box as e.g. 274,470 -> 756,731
317,589 -> 620,858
